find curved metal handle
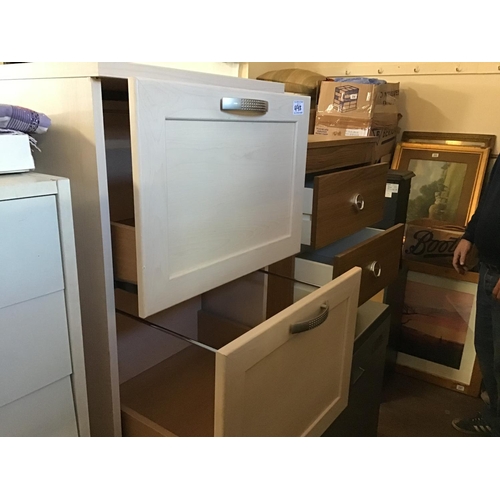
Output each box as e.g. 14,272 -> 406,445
352,194 -> 365,211
290,303 -> 329,334
221,97 -> 269,113
368,261 -> 382,278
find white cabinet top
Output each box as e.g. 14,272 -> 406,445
0,62 -> 283,93
0,172 -> 65,201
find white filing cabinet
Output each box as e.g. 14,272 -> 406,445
0,173 -> 89,436
0,64 -> 364,436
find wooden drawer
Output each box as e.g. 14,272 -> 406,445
306,135 -> 377,174
295,224 -> 404,306
117,267 -> 361,437
301,163 -> 389,249
106,79 -> 310,318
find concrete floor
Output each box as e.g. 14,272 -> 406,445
377,372 -> 485,437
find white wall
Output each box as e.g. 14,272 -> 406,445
249,62 -> 500,155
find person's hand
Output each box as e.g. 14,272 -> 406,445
453,239 -> 472,274
493,278 -> 500,301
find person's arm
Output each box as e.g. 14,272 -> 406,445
454,155 -> 499,272
462,210 -> 479,244
463,155 -> 499,242
453,239 -> 472,274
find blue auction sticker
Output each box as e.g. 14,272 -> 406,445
293,100 -> 305,115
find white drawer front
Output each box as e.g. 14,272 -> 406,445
215,268 -> 361,437
0,195 -> 64,309
0,291 -> 72,408
0,377 -> 78,437
129,78 -> 309,317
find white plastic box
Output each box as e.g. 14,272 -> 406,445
0,134 -> 35,174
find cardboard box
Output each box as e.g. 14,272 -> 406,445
318,80 -> 399,121
332,85 -> 359,113
314,120 -> 397,159
372,126 -> 398,160
403,219 -> 478,269
0,133 -> 35,174
315,108 -> 399,133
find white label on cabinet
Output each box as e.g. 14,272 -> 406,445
293,101 -> 305,115
385,183 -> 399,198
345,128 -> 369,137
432,153 -> 439,158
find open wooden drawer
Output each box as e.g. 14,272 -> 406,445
105,77 -> 309,318
306,135 -> 377,174
296,224 -> 404,306
302,163 -> 389,249
116,267 -> 361,437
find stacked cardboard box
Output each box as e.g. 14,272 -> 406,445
314,79 -> 400,159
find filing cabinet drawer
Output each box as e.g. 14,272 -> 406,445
117,267 -> 361,437
106,78 -> 309,319
296,224 -> 404,306
302,163 -> 389,249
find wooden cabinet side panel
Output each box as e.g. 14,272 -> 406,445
0,77 -> 121,436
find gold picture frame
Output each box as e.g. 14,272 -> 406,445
401,131 -> 496,150
391,142 -> 490,226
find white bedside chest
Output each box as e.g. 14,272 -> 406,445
0,173 -> 89,436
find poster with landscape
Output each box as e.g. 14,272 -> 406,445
400,273 -> 476,371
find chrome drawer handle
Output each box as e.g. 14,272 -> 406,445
290,303 -> 329,334
221,97 -> 269,113
352,194 -> 365,211
368,261 -> 382,278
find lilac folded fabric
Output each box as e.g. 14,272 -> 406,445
0,104 -> 51,134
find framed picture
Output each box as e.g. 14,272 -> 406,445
391,142 -> 490,226
401,131 -> 496,150
396,271 -> 482,396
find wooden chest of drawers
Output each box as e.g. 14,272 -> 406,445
0,64 -> 403,436
296,135 -> 404,309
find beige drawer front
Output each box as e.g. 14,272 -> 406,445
302,163 -> 388,249
107,78 -> 309,319
0,291 -> 73,408
296,224 -> 404,306
0,195 -> 64,309
0,377 -> 78,437
118,267 -> 361,437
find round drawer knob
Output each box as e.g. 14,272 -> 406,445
368,261 -> 382,278
352,194 -> 365,211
